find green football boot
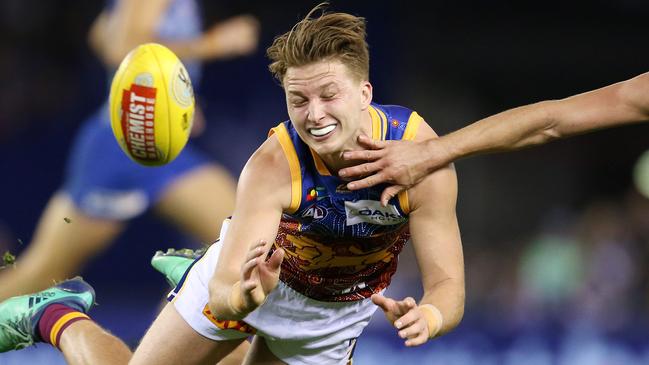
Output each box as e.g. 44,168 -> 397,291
0,277 -> 95,352
151,247 -> 205,288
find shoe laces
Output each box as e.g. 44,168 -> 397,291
0,315 -> 34,350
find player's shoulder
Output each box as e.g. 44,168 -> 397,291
237,125 -> 292,201
375,102 -> 438,141
244,130 -> 290,178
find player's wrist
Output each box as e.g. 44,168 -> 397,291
419,304 -> 444,339
227,281 -> 249,318
423,137 -> 455,172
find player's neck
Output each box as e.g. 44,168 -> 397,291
319,109 -> 373,176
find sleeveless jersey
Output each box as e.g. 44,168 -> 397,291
269,103 -> 426,302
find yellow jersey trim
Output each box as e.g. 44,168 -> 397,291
309,148 -> 332,176
398,190 -> 410,214
269,123 -> 302,213
376,107 -> 388,140
402,111 -> 423,141
369,106 -> 382,140
396,111 -> 424,214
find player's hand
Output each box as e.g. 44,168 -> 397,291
238,239 -> 284,314
202,14 -> 260,60
339,135 -> 450,206
371,294 -> 433,347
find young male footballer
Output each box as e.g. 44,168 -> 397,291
0,4 -> 465,365
339,71 -> 649,205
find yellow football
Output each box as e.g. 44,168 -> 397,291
109,43 -> 195,166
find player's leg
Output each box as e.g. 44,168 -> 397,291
130,303 -> 245,365
152,165 -> 249,363
151,246 -> 251,364
154,164 -> 236,243
0,193 -> 124,301
58,320 -> 132,365
0,277 -> 131,365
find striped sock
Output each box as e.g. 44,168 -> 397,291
38,304 -> 90,349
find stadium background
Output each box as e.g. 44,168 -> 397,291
1,0 -> 649,363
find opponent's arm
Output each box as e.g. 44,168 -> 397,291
372,124 -> 464,346
340,71 -> 649,202
88,0 -> 259,67
207,136 -> 291,320
427,71 -> 649,160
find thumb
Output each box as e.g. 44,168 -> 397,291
371,293 -> 393,313
380,185 -> 404,206
357,134 -> 386,149
267,247 -> 285,272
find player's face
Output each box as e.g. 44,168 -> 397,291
284,59 -> 372,157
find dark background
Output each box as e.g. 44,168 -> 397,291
1,1 -> 648,363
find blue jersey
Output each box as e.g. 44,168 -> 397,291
63,0 -> 208,220
269,103 -> 426,301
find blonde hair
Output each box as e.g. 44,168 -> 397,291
266,3 -> 369,85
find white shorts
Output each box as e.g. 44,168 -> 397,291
169,220 -> 379,365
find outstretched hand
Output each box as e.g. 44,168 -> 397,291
203,14 -> 260,59
339,135 -> 448,206
371,294 -> 434,347
237,239 -> 284,315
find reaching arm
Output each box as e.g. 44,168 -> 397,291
433,71 -> 649,159
372,123 -> 465,346
207,136 -> 291,320
88,0 -> 260,67
340,71 -> 649,203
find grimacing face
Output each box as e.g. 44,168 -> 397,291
283,59 -> 372,158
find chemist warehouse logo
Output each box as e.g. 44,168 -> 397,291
121,84 -> 157,160
345,200 -> 406,226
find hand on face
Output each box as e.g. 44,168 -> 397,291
371,294 -> 434,347
339,135 -> 447,206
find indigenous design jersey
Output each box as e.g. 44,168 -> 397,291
269,103 -> 425,302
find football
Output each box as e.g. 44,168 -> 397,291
109,43 -> 195,166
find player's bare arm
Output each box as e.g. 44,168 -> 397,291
372,122 -> 464,346
207,135 -> 291,320
340,71 -> 649,203
89,0 -> 259,67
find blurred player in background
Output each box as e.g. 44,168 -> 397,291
0,0 -> 258,361
0,4 -> 465,365
0,0 -> 257,300
339,71 -> 649,204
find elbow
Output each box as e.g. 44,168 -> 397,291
445,292 -> 466,334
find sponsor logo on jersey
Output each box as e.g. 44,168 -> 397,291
306,186 -> 326,202
121,84 -> 157,160
391,119 -> 406,131
301,205 -> 326,219
345,200 -> 406,226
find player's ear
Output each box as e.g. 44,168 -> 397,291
360,81 -> 372,109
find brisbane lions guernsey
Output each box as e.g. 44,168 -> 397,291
268,103 -> 425,302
